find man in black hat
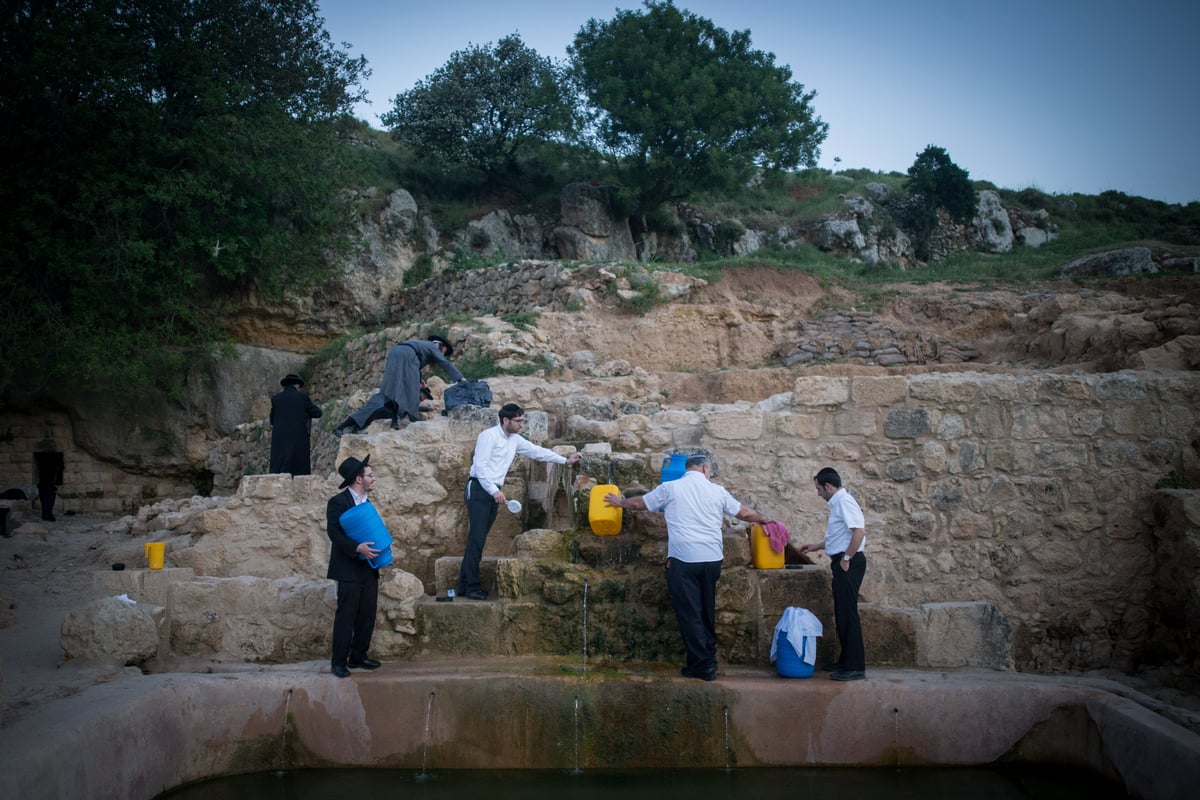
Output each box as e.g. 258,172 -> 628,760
334,335 -> 464,436
269,374 -> 323,475
326,455 -> 382,678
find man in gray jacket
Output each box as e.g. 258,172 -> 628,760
335,335 -> 463,435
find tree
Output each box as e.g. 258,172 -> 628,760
904,145 -> 978,260
568,0 -> 827,209
0,0 -> 368,400
381,34 -> 576,179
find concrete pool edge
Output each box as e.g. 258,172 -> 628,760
1,665 -> 1196,800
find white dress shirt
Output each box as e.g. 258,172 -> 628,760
469,423 -> 567,496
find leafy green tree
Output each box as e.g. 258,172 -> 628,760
904,145 -> 978,260
568,0 -> 827,209
0,0 -> 367,400
381,34 -> 576,180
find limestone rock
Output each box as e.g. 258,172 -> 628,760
1055,246 -> 1157,278
968,190 -> 1015,253
61,595 -> 163,665
552,182 -> 636,261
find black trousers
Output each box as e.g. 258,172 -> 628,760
666,557 -> 722,674
331,571 -> 378,668
830,552 -> 866,671
347,393 -> 402,429
458,478 -> 498,594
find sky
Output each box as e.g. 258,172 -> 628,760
317,0 -> 1199,205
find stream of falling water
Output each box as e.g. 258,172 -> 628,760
274,688 -> 293,775
723,704 -> 732,771
572,695 -> 582,775
418,691 -> 436,779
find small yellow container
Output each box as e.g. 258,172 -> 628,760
144,541 -> 166,570
750,524 -> 784,569
588,484 -> 623,536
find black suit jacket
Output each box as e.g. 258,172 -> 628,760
326,489 -> 376,581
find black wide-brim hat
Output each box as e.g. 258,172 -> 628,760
428,335 -> 454,358
280,373 -> 304,387
337,454 -> 370,489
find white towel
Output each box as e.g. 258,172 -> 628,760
770,607 -> 823,665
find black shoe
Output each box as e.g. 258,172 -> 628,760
680,666 -> 717,681
42,515 -> 55,522
465,589 -> 488,601
820,661 -> 841,672
333,425 -> 346,438
830,669 -> 866,681
331,664 -> 351,678
349,658 -> 381,670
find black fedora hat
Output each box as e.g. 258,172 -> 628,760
428,335 -> 454,358
280,373 -> 304,387
337,454 -> 370,489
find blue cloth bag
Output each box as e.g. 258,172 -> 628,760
338,502 -> 393,569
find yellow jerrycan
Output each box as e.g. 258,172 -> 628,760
750,524 -> 784,569
588,484 -> 623,536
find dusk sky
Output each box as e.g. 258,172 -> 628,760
318,0 -> 1199,205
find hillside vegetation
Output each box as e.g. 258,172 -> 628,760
3,0 -> 1197,407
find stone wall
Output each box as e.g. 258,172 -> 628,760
389,260 -> 597,321
107,370 -> 1200,675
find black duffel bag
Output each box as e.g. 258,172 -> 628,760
442,379 -> 493,414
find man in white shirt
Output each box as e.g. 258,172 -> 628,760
458,403 -> 581,600
798,467 -> 867,681
605,454 -> 772,681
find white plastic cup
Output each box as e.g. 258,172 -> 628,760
506,499 -> 522,514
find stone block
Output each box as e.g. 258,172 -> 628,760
861,604 -> 919,666
792,376 -> 850,407
416,595 -> 503,656
916,601 -> 1014,669
757,567 -> 831,622
576,531 -> 641,569
513,529 -> 569,559
908,373 -> 985,403
236,473 -> 294,500
884,408 -> 931,439
774,413 -> 822,439
850,376 -> 908,407
494,557 -> 546,599
169,575 -> 334,662
61,595 -> 164,664
701,404 -> 763,440
433,555 -> 506,595
92,568 -> 145,599
833,410 -> 877,436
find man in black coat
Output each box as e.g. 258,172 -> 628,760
34,452 -> 64,521
334,335 -> 463,435
269,374 -> 323,475
326,455 -> 383,678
